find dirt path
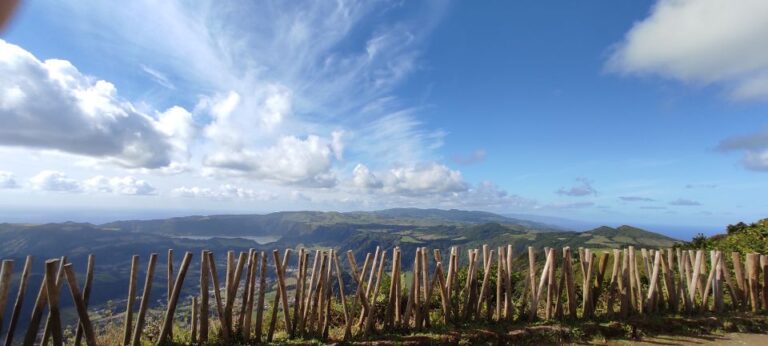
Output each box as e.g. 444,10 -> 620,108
608,332 -> 768,345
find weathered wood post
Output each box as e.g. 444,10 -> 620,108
130,253 -> 157,346
582,249 -> 594,318
332,251 -> 352,340
562,247 -> 576,319
530,248 -> 553,320
243,249 -> 258,340
747,253 -> 760,311
199,250 -> 209,344
476,250 -> 493,316
44,259 -> 63,346
291,248 -> 305,337
364,249 -> 387,335
205,251 -> 230,343
41,256 -> 66,345
761,255 -> 768,310
225,252 -> 247,335
0,259 -> 14,336
22,256 -> 58,346
167,249 -> 173,341
273,250 -> 293,339
255,252 -> 267,342
385,247 -> 400,327
645,251 -> 662,313
122,255 -> 139,346
732,252 -> 746,307
4,256 -> 31,346
62,264 -> 96,346
190,296 -> 198,344
157,251 -> 193,345
0,260 -> 14,340
73,255 -> 94,346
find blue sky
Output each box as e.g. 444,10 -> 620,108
0,0 -> 766,238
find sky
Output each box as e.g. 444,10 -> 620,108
0,0 -> 767,237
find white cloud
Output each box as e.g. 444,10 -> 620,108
29,171 -> 81,192
352,163 -> 468,197
669,198 -> 702,206
385,163 -> 467,196
608,0 -> 768,99
717,129 -> 768,171
0,171 -> 19,188
540,201 -> 595,210
172,184 -> 275,201
0,40 -> 193,168
83,175 -> 156,195
352,164 -> 383,189
140,64 -> 175,90
556,178 -> 597,197
452,149 -> 487,165
204,134 -> 340,187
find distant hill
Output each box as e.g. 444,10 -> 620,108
0,208 -> 682,334
100,208 -> 563,237
572,225 -> 679,248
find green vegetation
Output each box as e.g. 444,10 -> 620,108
681,218 -> 768,254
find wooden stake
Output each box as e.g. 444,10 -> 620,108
41,256 -> 66,346
385,247 -> 400,327
4,256 -> 31,346
364,250 -> 387,335
225,252 -> 247,335
291,248 -> 305,337
645,251 -> 662,313
122,255 -> 139,346
157,252 -> 193,345
130,253 -> 157,346
530,248 -> 554,320
761,255 -> 768,311
267,249 -> 291,342
732,252 -> 746,307
0,260 -> 13,337
476,250 -> 494,316
238,250 -> 255,332
62,264 -> 96,346
44,260 -> 63,346
300,250 -> 321,334
243,249 -> 258,340
199,251 -> 209,344
190,296 -> 198,344
255,252 -> 267,342
563,247 -> 577,319
167,249 -> 174,341
206,251 -> 230,343
332,251 -> 352,340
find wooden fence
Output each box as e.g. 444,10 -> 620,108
0,245 -> 766,345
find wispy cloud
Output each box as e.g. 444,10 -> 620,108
452,149 -> 487,166
556,177 -> 597,197
685,183 -> 717,189
141,65 -> 176,90
669,198 -> 702,206
619,196 -> 655,202
717,129 -> 768,171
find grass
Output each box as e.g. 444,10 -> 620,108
80,302 -> 768,346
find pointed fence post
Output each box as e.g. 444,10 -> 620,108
122,255 -> 139,346
62,264 -> 96,346
157,252 -> 193,345
4,256 -> 31,346
130,253 -> 157,346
